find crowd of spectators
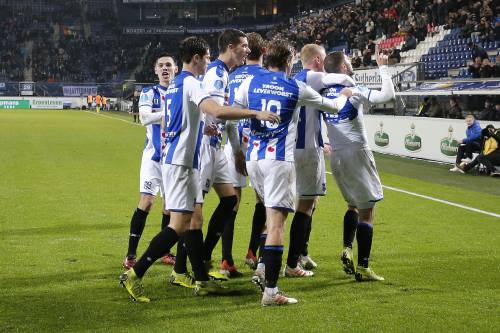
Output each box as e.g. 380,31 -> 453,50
0,13 -> 30,81
417,96 -> 499,121
468,54 -> 500,79
269,0 -> 498,70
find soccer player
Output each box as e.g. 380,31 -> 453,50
122,53 -> 178,270
119,36 -> 279,302
286,44 -> 355,276
225,32 -> 269,272
198,29 -> 250,277
87,94 -> 93,110
95,94 -> 102,113
284,44 -> 327,277
321,48 -> 395,281
234,39 -> 352,306
132,91 -> 139,123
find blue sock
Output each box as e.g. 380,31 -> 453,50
343,210 -> 359,248
356,222 -> 373,268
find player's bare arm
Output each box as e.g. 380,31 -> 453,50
200,98 -> 280,123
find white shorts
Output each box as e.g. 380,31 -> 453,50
329,148 -> 383,209
139,154 -> 163,196
295,147 -> 326,199
223,144 -> 247,188
199,140 -> 233,192
247,159 -> 296,212
162,164 -> 203,212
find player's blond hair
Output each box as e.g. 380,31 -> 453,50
300,44 -> 325,66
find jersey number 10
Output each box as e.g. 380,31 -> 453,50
260,99 -> 281,129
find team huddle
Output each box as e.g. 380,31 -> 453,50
119,29 -> 395,306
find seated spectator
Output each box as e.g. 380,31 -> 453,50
468,42 -> 488,61
450,114 -> 482,172
362,49 -> 373,67
479,58 -> 494,77
468,57 -> 483,78
388,49 -> 401,64
416,97 -> 431,116
446,97 -> 462,119
400,30 -> 417,52
495,55 -> 500,77
479,98 -> 499,121
429,97 -> 444,118
459,125 -> 500,176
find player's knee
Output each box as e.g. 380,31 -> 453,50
297,199 -> 315,215
138,195 -> 155,211
220,195 -> 237,211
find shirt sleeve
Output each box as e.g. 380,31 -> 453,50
297,80 -> 347,114
305,71 -> 326,91
363,66 -> 396,104
202,66 -> 228,106
321,73 -> 356,88
233,77 -> 251,108
139,88 -> 163,125
187,77 -> 211,107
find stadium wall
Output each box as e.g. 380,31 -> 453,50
364,115 -> 500,163
0,97 -> 115,109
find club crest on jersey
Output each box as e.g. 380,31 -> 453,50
140,94 -> 148,102
214,80 -> 224,90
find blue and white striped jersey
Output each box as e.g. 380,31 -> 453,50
322,66 -> 395,150
228,64 -> 270,146
294,69 -> 325,150
163,71 -> 211,169
139,84 -> 167,162
234,71 -> 348,162
201,59 -> 229,148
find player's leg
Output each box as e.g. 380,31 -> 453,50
259,159 -> 298,306
120,210 -> 190,302
340,205 -> 358,275
161,208 -> 176,265
123,193 -> 155,269
300,198 -> 315,263
284,198 -> 314,277
220,186 -> 243,277
246,191 -> 266,269
288,147 -> 325,273
261,207 -> 297,306
203,182 -> 237,265
354,206 -> 384,281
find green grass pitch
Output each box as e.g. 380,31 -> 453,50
1,109 -> 499,332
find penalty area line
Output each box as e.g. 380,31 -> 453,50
324,171 -> 500,218
83,111 -> 142,126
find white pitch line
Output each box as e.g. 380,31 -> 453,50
83,111 -> 142,126
325,170 -> 500,218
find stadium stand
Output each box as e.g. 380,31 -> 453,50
0,0 -> 497,116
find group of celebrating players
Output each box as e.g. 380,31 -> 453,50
119,28 -> 395,306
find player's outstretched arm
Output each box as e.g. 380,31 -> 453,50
366,47 -> 396,104
298,81 -> 352,114
200,98 -> 280,123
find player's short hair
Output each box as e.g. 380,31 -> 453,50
324,51 -> 345,73
179,37 -> 209,64
265,39 -> 294,71
155,53 -> 176,66
246,32 -> 266,61
218,29 -> 246,53
300,44 -> 324,65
